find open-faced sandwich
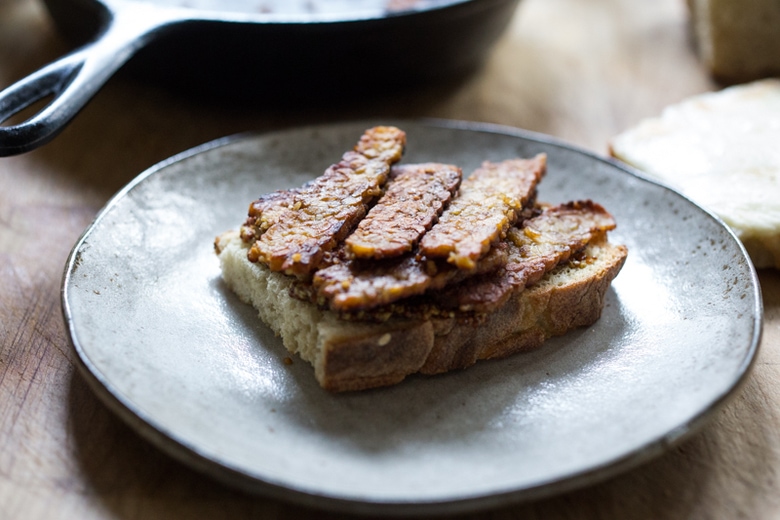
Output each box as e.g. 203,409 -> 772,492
214,126 -> 627,392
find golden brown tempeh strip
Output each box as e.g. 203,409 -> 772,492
244,126 -> 406,275
433,200 -> 617,313
312,243 -> 509,313
345,163 -> 462,260
419,155 -> 546,270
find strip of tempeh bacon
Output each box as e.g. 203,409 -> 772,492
244,126 -> 406,275
240,189 -> 299,243
419,155 -> 546,270
345,163 -> 462,260
432,200 -> 617,313
313,243 -> 509,312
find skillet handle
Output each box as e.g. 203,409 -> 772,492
0,8 -> 178,157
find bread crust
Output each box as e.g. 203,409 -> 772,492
216,231 -> 627,392
422,244 -> 625,374
317,319 -> 435,391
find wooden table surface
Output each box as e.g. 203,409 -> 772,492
2,0 -> 779,518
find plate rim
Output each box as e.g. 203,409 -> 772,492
60,118 -> 764,515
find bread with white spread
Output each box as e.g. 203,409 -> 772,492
610,79 -> 780,269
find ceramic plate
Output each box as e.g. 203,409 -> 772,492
62,120 -> 762,515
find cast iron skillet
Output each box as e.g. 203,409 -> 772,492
0,0 -> 520,157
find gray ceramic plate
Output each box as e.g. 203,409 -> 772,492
62,120 -> 762,515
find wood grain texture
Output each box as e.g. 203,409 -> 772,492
1,0 -> 778,518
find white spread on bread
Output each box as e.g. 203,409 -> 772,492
610,79 -> 780,269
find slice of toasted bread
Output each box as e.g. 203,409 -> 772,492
215,230 -> 627,392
